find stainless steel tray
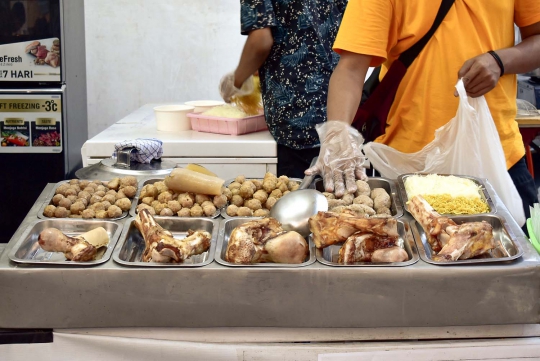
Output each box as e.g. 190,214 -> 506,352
221,177 -> 304,219
316,219 -> 419,267
397,173 -> 495,215
313,177 -> 404,218
215,217 -> 316,267
112,216 -> 219,267
8,219 -> 123,266
129,178 -> 221,219
37,179 -> 134,221
410,214 -> 523,265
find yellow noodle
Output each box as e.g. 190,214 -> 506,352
422,194 -> 489,215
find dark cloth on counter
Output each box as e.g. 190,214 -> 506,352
508,156 -> 538,235
277,143 -> 320,178
240,0 -> 346,150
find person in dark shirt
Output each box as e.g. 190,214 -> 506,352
220,0 -> 347,178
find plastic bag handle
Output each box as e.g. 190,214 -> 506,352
455,79 -> 476,113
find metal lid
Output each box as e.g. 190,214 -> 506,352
75,147 -> 176,181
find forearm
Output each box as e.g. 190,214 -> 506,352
497,23 -> 540,75
327,51 -> 372,125
234,28 -> 273,88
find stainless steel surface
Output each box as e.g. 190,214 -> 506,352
112,216 -> 219,267
316,220 -> 419,267
0,182 -> 539,329
221,177 -> 303,219
37,180 -> 134,221
411,214 -> 523,266
313,177 -> 404,218
8,218 -> 122,266
129,178 -> 221,218
269,189 -> 328,237
397,173 -> 495,215
215,218 -> 316,267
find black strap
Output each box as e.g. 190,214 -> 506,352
399,0 -> 455,67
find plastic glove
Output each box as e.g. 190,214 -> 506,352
305,120 -> 367,198
219,71 -> 255,103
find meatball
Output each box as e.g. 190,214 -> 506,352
120,176 -> 137,188
94,190 -> 106,198
116,190 -> 127,200
341,193 -> 355,206
81,209 -> 95,219
234,175 -> 246,184
58,197 -> 72,209
43,205 -> 56,217
201,201 -> 214,209
355,180 -> 371,197
105,205 -> 121,218
153,203 -> 167,214
78,191 -> 91,202
96,185 -> 107,192
116,198 -> 132,211
376,206 -> 392,216
141,197 -> 154,205
52,194 -> 64,206
153,181 -> 168,194
137,203 -> 156,215
177,208 -> 191,217
64,187 -> 78,197
269,189 -> 282,199
101,201 -> 112,210
250,179 -> 263,191
253,209 -> 270,217
70,201 -> 86,215
265,197 -> 277,210
178,193 -> 194,208
239,184 -> 254,199
107,177 -> 120,190
373,193 -> 391,212
322,192 -> 335,200
252,190 -> 268,204
228,181 -> 241,190
122,185 -> 137,198
92,202 -> 106,212
55,184 -> 69,196
226,204 -> 239,217
167,200 -> 182,213
79,180 -> 90,189
157,191 -> 173,203
69,179 -> 79,185
202,204 -> 217,217
277,181 -> 288,193
231,194 -> 244,207
244,199 -> 262,211
212,194 -> 227,209
222,188 -> 233,201
262,178 -> 277,193
370,188 -> 388,200
159,208 -> 174,216
287,181 -> 298,191
237,207 -> 253,217
54,206 -> 69,218
102,194 -> 116,204
353,195 -> 374,208
195,194 -> 212,204
140,184 -> 158,199
242,180 -> 257,192
90,195 -> 102,205
190,204 -> 204,217
77,198 -> 88,207
95,210 -> 108,219
278,175 -> 290,184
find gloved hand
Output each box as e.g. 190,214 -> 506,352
219,71 -> 255,103
305,120 -> 367,198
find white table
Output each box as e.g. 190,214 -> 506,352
82,104 -> 278,179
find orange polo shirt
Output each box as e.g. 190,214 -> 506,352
334,0 -> 540,169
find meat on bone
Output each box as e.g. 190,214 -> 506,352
135,208 -> 211,263
38,228 -> 97,261
338,232 -> 408,264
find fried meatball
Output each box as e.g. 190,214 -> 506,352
201,201 -> 214,209
177,208 -> 191,217
120,176 -> 137,188
203,204 -> 217,217
244,199 -> 262,211
101,201 -> 112,210
159,208 -> 174,216
278,175 -> 290,184
195,194 -> 212,204
157,191 -> 173,203
92,180 -> 102,185
52,194 -> 64,206
370,188 -> 388,200
67,195 -> 78,203
70,201 -> 86,215
253,190 -> 268,204
213,194 -> 227,208
342,193 -> 355,206
270,189 -> 282,199
190,204 -> 204,217
231,194 -> 244,207
122,185 -> 137,198
355,180 -> 371,197
81,209 -> 95,219
95,210 -> 108,219
55,184 -> 69,196
137,203 -> 156,215
141,196 -> 154,205
90,195 -> 102,205
92,202 -> 106,212
253,209 -> 270,217
104,205 -> 121,218
288,180 -> 299,191
223,188 -> 233,201
237,207 -> 253,217
373,193 -> 391,212
107,177 -> 120,190
353,195 -> 374,208
167,200 -> 181,213
69,179 -> 79,185
234,175 -> 246,184
78,191 -> 91,202
289,183 -> 300,191
94,190 -> 106,197
230,188 -> 240,196
243,180 -> 257,192
151,200 -> 160,208
328,199 -> 346,209
226,204 -> 239,217
322,192 -> 335,200
79,180 -> 90,189
96,185 -> 107,192
277,181 -> 288,193
58,197 -> 72,209
84,186 -> 95,195
250,179 -> 263,190
178,193 -> 194,208
153,203 -> 167,214
376,206 -> 392,216
153,181 -> 167,194
262,178 -> 277,193
54,206 -> 69,218
116,190 -> 127,200
116,198 -> 132,211
64,187 -> 78,197
239,184 -> 254,199
43,205 -> 56,217
265,196 -> 277,210
140,184 -> 158,199
102,194 -> 116,204
228,181 -> 241,190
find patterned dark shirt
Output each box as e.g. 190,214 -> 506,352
240,0 -> 347,149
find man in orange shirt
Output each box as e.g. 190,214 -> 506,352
306,0 -> 540,223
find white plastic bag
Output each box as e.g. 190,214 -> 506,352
364,79 -> 525,226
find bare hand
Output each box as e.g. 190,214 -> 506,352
456,53 -> 501,98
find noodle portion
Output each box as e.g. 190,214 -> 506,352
422,194 -> 489,215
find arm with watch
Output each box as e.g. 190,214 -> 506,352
458,21 -> 540,98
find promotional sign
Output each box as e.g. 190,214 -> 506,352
0,94 -> 62,153
0,38 -> 61,83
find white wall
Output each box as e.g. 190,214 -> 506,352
84,0 -> 245,138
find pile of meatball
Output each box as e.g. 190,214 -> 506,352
136,181 -> 227,217
225,173 -> 300,217
323,179 -> 392,218
43,176 -> 137,219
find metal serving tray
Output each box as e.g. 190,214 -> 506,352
397,173 -> 495,215
316,219 -> 419,267
37,179 -> 135,221
215,217 -> 316,267
129,178 -> 221,219
112,216 -> 219,267
220,177 -> 304,219
313,177 -> 404,218
410,214 -> 523,265
8,219 -> 123,266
